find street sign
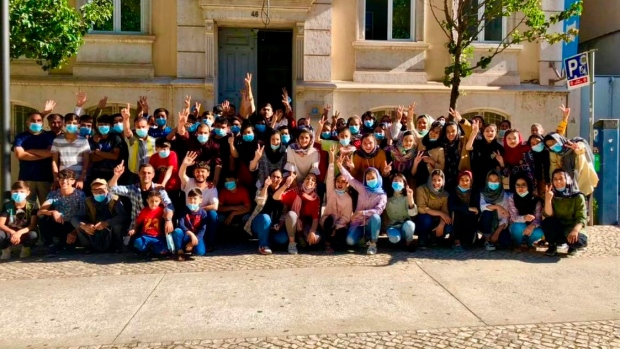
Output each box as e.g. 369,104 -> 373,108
564,52 -> 590,90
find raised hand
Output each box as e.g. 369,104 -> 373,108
471,121 -> 480,135
222,100 -> 230,113
413,151 -> 424,165
184,95 -> 192,110
228,135 -> 235,147
264,175 -> 272,188
406,187 -> 414,198
43,100 -> 57,114
272,110 -> 282,127
282,88 -> 291,111
408,102 -> 417,116
318,114 -> 327,129
245,73 -> 252,87
395,105 -> 404,122
114,160 -> 125,177
494,151 -> 504,166
183,152 -> 198,166
254,144 -> 265,160
449,108 -> 462,122
178,110 -> 188,127
328,144 -> 337,163
285,172 -> 297,187
121,103 -> 131,121
194,101 -> 202,114
139,96 -> 149,115
322,104 -> 331,118
559,104 -> 570,118
97,96 -> 108,110
75,90 -> 87,107
333,110 -> 340,122
383,161 -> 393,175
545,184 -> 554,201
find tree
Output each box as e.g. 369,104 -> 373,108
9,0 -> 113,71
429,0 -> 582,110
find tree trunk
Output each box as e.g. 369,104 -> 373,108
449,49 -> 462,119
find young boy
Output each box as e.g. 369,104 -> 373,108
0,181 -> 40,260
149,138 -> 180,193
129,190 -> 168,255
90,114 -> 123,181
121,105 -> 156,182
149,108 -> 173,138
172,188 -> 209,259
51,113 -> 92,189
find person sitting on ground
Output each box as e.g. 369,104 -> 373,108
507,175 -> 544,249
0,181 -> 39,260
217,175 -> 252,233
385,173 -> 417,251
129,190 -> 169,256
250,129 -> 288,189
415,169 -> 451,248
172,188 -> 210,259
71,179 -> 128,253
320,146 -> 353,253
448,171 -> 480,251
284,127 -> 320,184
479,170 -> 510,251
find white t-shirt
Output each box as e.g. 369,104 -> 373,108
182,179 -> 219,208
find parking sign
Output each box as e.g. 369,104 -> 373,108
564,52 -> 590,90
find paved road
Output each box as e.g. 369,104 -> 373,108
0,226 -> 619,349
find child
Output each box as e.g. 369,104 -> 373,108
0,181 -> 39,259
479,170 -> 510,251
385,173 -> 417,251
507,176 -> 544,248
172,188 -> 209,259
51,113 -> 92,189
129,190 -> 168,255
448,171 -> 480,250
415,169 -> 452,248
149,138 -> 181,208
149,108 -> 173,138
320,146 -> 353,252
90,114 -> 122,182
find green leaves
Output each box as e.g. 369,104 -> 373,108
9,0 -> 113,70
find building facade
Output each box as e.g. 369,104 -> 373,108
9,0 -> 576,179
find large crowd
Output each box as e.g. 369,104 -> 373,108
0,73 -> 600,261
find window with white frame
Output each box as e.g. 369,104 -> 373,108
465,0 -> 506,42
365,0 -> 414,41
92,0 -> 145,33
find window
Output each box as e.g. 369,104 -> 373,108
365,0 -> 414,41
93,0 -> 144,33
465,0 -> 506,42
463,110 -> 509,126
12,105 -> 38,141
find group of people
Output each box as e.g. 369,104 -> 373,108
1,74 -> 599,261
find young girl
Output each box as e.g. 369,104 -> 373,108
172,188 -> 209,259
542,169 -> 588,256
385,173 -> 417,250
337,160 -> 387,255
441,109 -> 472,189
316,124 -> 357,177
386,131 -> 417,188
467,123 -> 504,189
351,134 -> 389,182
479,170 -> 510,251
415,169 -> 451,248
361,111 -> 377,134
448,171 -> 480,251
346,115 -> 363,148
320,146 -> 353,252
544,132 -> 599,196
250,130 -> 288,189
502,129 -> 535,189
284,128 -> 320,183
413,121 -> 445,188
0,181 -> 39,260
414,114 -> 434,141
507,176 -> 544,248
528,134 -> 551,197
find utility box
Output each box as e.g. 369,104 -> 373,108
593,119 -> 619,225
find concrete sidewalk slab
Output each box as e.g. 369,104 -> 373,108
0,274 -> 164,348
114,264 -> 483,343
418,256 -> 620,325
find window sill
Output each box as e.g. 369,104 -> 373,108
353,40 -> 430,51
471,42 -> 524,53
84,34 -> 156,44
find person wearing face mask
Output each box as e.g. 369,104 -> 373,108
361,110 -> 377,134
277,125 -> 292,146
0,181 -> 39,260
149,108 -> 173,138
252,114 -> 272,143
316,126 -> 356,178
385,173 -> 417,251
149,138 -> 182,216
466,122 -> 504,190
440,108 -> 473,190
217,175 -> 252,233
506,176 -> 544,249
413,122 -> 445,188
386,131 -> 417,189
13,112 -> 56,204
171,188 -> 211,259
414,114 -> 435,142
528,134 -> 551,197
70,179 -> 128,254
479,170 -> 511,251
89,115 -> 123,184
51,113 -> 92,190
121,106 -> 156,183
229,117 -> 243,137
448,171 -> 480,251
250,130 -> 288,189
346,115 -> 363,148
233,125 -> 263,192
543,132 -> 598,197
415,169 -> 451,248
497,120 -> 511,145
502,129 -> 535,190
373,123 -> 389,148
175,115 -> 223,181
319,146 -> 353,252
78,114 -> 96,145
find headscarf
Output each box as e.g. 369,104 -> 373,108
363,167 -> 384,194
355,134 -> 380,160
528,134 -> 550,182
441,121 -> 463,185
422,121 -> 444,151
288,127 -> 315,155
290,177 -> 319,230
423,169 -> 448,198
544,132 -> 594,185
265,131 -> 287,164
455,170 -> 473,204
503,130 -> 530,166
236,125 -> 260,164
481,169 -> 504,204
415,114 -> 434,138
510,175 -> 539,215
387,131 -> 417,170
551,169 -> 582,198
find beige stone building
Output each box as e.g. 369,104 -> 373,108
9,0 -> 577,179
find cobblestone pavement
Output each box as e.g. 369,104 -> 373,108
53,320 -> 620,349
1,226 -> 619,281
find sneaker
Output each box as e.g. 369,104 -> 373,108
287,242 -> 298,255
46,245 -> 58,257
366,242 -> 377,255
258,246 -> 273,255
1,247 -> 11,260
544,245 -> 558,256
567,247 -> 585,256
484,241 -> 496,251
19,247 -> 31,258
557,243 -> 569,254
452,244 -> 465,252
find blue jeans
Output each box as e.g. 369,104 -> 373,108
251,214 -> 289,247
386,220 -> 415,244
172,228 -> 206,256
415,214 -> 452,245
346,214 -> 381,245
509,223 -> 544,247
203,210 -> 218,250
479,210 -> 497,237
134,235 -> 167,254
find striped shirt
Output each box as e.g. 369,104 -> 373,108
51,136 -> 91,178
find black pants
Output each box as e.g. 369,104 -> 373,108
321,215 -> 348,249
541,216 -> 588,248
0,231 -> 38,249
40,216 -> 75,248
452,210 -> 479,246
76,226 -> 124,252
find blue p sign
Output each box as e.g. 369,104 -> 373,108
564,53 -> 590,90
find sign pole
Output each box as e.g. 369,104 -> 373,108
588,50 -> 596,225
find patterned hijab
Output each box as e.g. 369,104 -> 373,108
481,169 -> 504,204
423,169 -> 448,198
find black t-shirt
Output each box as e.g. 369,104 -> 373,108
1,201 -> 39,230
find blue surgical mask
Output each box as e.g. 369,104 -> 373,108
187,203 -> 200,211
487,182 -> 500,190
321,132 -> 331,139
550,143 -> 563,153
79,127 -> 92,137
135,128 -> 148,138
113,123 -> 124,133
11,192 -> 27,203
364,120 -> 374,128
98,125 -> 110,135
29,123 -> 43,133
65,124 -> 78,134
349,125 -> 360,134
243,134 -> 254,142
255,124 -> 266,132
205,119 -> 214,127
93,194 -> 107,203
532,143 -> 544,153
156,118 -> 167,127
374,133 -> 385,140
517,191 -> 529,197
214,128 -> 227,137
366,178 -> 379,189
187,124 -> 198,133
224,181 -> 237,191
555,186 -> 566,192
197,134 -> 209,144
457,186 -> 470,193
429,137 -> 438,142
498,130 -> 507,138
391,182 -> 404,192
270,144 -> 280,151
335,189 -> 345,195
231,125 -> 241,134
158,150 -> 170,158
339,138 -> 351,146
281,134 -> 291,144
417,130 -> 428,137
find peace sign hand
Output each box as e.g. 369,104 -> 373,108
413,151 -> 424,165
121,103 -> 131,121
328,144 -> 337,163
471,122 -> 480,135
114,160 -> 125,176
254,144 -> 265,160
383,161 -> 393,176
559,104 -> 570,118
245,73 -> 252,87
322,104 -> 331,118
264,175 -> 272,188
395,105 -> 404,122
449,108 -> 462,122
184,95 -> 192,109
285,172 -> 297,187
406,187 -> 414,198
545,184 -> 555,201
